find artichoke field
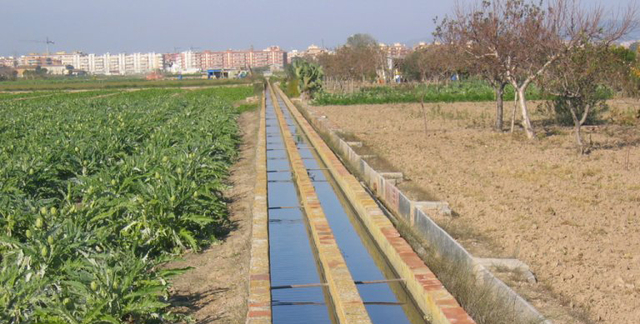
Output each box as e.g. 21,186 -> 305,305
0,86 -> 253,323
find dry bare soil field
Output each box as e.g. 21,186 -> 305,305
311,99 -> 640,324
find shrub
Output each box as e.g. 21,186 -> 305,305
286,78 -> 300,98
550,86 -> 612,126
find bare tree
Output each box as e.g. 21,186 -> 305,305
436,1 -> 521,132
438,0 -> 637,139
401,44 -> 461,84
344,45 -> 384,82
470,55 -> 510,131
317,34 -> 385,83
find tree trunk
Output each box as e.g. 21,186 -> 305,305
517,87 -> 535,139
574,123 -> 584,154
495,82 -> 507,131
570,102 -> 591,155
570,105 -> 584,154
510,91 -> 518,133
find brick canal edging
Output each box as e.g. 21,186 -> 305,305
246,89 -> 271,324
275,86 -> 477,324
269,84 -> 373,324
276,86 -> 550,324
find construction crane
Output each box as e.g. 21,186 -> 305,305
19,37 -> 55,55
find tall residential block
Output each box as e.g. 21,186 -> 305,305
168,46 -> 287,72
18,51 -> 164,75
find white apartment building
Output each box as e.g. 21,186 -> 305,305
288,44 -> 329,60
20,51 -> 164,75
0,56 -> 17,67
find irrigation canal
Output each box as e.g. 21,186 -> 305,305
263,84 -> 427,324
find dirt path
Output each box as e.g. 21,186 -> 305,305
311,100 -> 640,324
167,108 -> 259,323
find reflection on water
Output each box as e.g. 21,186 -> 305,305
266,93 -> 333,324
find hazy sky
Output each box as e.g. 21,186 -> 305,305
1,0 -> 637,56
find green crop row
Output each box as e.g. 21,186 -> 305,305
0,90 -> 122,101
0,92 -> 51,101
312,80 -> 546,105
0,78 -> 253,91
0,86 -> 253,323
